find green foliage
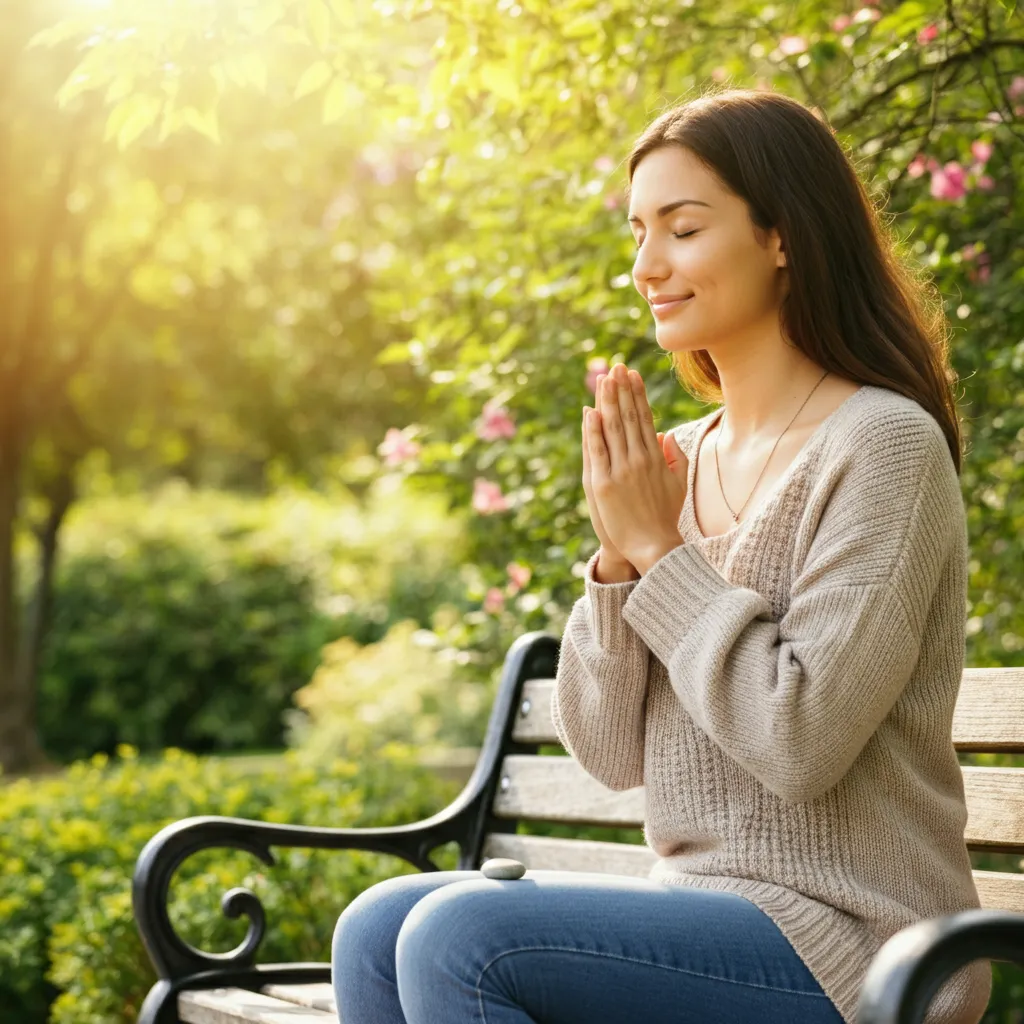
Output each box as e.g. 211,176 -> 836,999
33,479 -> 469,762
289,617 -> 491,759
0,744 -> 462,1024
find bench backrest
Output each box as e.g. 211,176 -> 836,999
480,667 -> 1024,912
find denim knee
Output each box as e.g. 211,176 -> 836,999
332,873 -> 414,981
394,879 -> 503,993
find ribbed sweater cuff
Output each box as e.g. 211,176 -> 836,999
621,542 -> 738,666
582,549 -> 640,653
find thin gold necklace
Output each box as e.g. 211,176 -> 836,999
713,370 -> 830,525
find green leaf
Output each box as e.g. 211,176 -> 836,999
295,60 -> 333,99
104,94 -> 163,150
322,77 -> 347,123
181,105 -> 222,144
481,65 -> 520,104
306,0 -> 331,49
27,20 -> 87,49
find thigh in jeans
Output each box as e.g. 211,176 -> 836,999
331,869 -> 478,1024
392,870 -> 847,1024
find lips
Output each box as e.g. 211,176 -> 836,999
651,295 -> 694,316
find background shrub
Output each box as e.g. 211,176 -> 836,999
0,745 -> 462,1024
32,479 -> 469,762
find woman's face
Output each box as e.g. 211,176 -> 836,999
628,145 -> 787,356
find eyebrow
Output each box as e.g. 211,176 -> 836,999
627,199 -> 711,224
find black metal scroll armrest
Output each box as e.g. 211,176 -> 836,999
857,908 -> 1024,1024
132,629 -> 560,1024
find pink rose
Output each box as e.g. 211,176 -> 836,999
917,24 -> 939,44
506,562 -> 532,592
976,175 -> 995,191
970,140 -> 993,164
832,14 -> 851,31
377,427 -> 421,466
930,162 -> 966,201
472,478 -> 510,515
476,399 -> 516,442
585,357 -> 611,394
483,587 -> 506,614
779,35 -> 808,55
907,154 -> 927,178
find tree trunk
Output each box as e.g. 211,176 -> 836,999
0,428 -> 45,775
12,458 -> 76,775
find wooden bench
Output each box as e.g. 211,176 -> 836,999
131,631 -> 1024,1024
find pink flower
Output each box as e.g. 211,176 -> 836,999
603,193 -> 621,210
585,357 -> 611,394
472,478 -> 509,515
976,174 -> 995,190
917,24 -> 939,44
832,14 -> 851,31
483,587 -> 505,614
970,140 -> 993,164
711,66 -> 729,83
1008,76 -> 1024,101
926,157 -> 940,171
377,427 -> 420,466
779,35 -> 808,55
476,399 -> 516,441
960,243 -> 978,261
506,562 -> 532,592
907,154 -> 928,178
593,155 -> 615,173
929,162 -> 966,201
853,7 -> 881,22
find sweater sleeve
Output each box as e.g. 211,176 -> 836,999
620,409 -> 962,805
551,548 -> 650,791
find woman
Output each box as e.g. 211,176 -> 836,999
331,88 -> 991,1024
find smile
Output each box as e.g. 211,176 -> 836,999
651,296 -> 693,317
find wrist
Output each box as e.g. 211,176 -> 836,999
595,549 -> 640,583
632,535 -> 685,577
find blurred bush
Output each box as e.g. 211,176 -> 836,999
33,477 -> 470,762
288,617 -> 490,760
0,744 -> 462,1024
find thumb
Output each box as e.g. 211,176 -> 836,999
663,432 -> 688,482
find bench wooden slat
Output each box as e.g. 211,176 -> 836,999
483,831 -> 655,876
179,988 -> 334,1024
261,983 -> 335,1013
513,669 -> 1024,752
483,834 -> 1024,912
493,754 -> 1024,852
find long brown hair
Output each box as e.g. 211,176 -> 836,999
625,87 -> 964,474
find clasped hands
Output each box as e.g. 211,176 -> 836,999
582,362 -> 689,577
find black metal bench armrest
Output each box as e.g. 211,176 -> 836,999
134,807 -> 470,982
857,908 -> 1024,1024
131,629 -> 560,1022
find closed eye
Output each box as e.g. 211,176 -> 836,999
634,230 -> 698,250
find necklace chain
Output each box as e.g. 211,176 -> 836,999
713,370 -> 831,525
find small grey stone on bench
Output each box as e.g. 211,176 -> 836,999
480,857 -> 527,879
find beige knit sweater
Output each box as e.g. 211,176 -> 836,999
551,383 -> 991,1024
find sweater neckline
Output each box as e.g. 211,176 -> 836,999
683,384 -> 871,542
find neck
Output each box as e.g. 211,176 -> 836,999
709,334 -> 828,446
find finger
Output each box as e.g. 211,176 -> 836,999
582,407 -> 591,475
627,369 -> 659,454
600,375 -> 628,466
586,405 -> 610,476
610,364 -> 643,456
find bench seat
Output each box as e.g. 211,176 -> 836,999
180,983 -> 336,1023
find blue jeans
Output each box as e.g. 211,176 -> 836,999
330,868 -> 846,1023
